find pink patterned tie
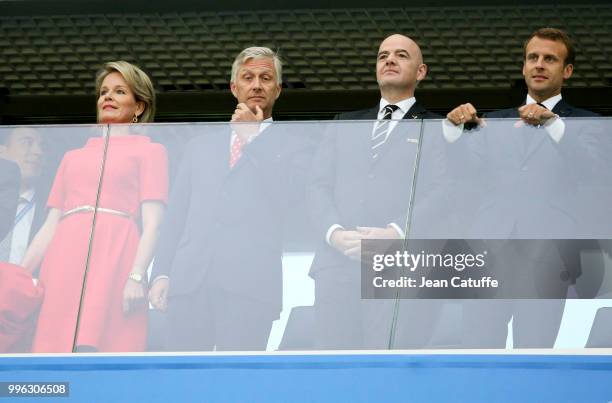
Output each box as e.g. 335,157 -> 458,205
229,135 -> 244,168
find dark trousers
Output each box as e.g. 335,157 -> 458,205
461,240 -> 570,348
164,281 -> 277,352
312,266 -> 441,350
462,299 -> 566,348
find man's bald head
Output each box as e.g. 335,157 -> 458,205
376,34 -> 427,103
380,34 -> 423,64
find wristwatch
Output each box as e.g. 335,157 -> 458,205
128,272 -> 145,283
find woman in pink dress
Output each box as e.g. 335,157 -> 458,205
22,61 -> 168,353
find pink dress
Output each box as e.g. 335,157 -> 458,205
32,135 -> 168,352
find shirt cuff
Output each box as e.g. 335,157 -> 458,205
544,115 -> 565,143
151,275 -> 169,284
388,223 -> 405,238
442,119 -> 464,143
326,224 -> 344,245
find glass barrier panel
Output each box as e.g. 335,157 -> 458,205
10,118 -> 609,354
82,120 -> 424,352
0,124 -> 107,353
388,117 -> 612,349
82,122 -> 316,352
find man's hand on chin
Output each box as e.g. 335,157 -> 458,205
231,104 -> 264,142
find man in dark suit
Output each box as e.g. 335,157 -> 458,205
0,128 -> 46,265
308,34 -> 443,349
0,173 -> 43,353
445,28 -> 600,348
0,158 -> 20,241
148,47 -> 312,351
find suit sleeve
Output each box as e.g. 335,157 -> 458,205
307,124 -> 344,241
151,140 -> 194,279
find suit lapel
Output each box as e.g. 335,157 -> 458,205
353,107 -> 379,164
214,128 -> 233,177
490,101 -> 570,163
552,99 -> 573,117
227,124 -> 282,174
522,129 -> 548,164
401,102 -> 428,121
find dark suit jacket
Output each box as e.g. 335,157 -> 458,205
308,101 -> 442,274
335,102 -> 440,121
476,99 -> 600,284
0,158 -> 20,240
152,124 -> 313,312
485,98 -> 599,119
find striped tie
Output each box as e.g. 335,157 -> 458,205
371,104 -> 399,159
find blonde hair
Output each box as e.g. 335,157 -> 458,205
95,61 -> 156,123
230,47 -> 282,85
